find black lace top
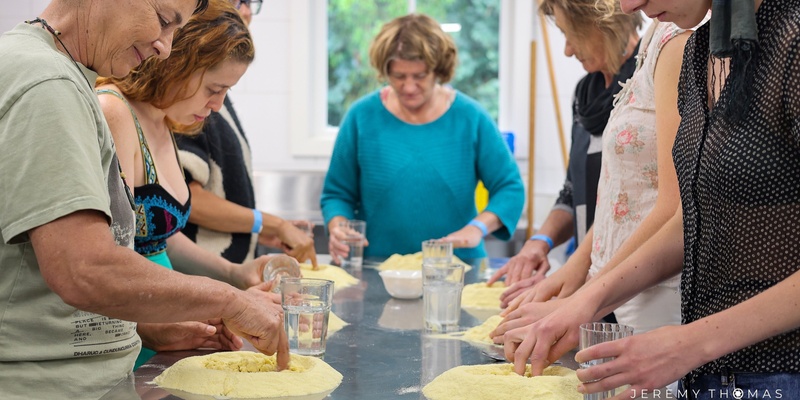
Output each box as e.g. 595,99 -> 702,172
674,0 -> 800,382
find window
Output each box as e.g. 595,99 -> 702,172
289,0 -> 533,157
327,0 -> 500,127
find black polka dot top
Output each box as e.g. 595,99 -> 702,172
674,0 -> 800,382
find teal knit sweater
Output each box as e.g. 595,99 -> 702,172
321,90 -> 524,259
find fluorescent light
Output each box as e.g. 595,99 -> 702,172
441,23 -> 461,33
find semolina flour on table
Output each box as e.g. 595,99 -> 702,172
153,351 -> 342,399
298,263 -> 359,292
377,252 -> 472,272
422,364 -> 581,400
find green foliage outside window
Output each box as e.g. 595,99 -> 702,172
327,0 -> 500,127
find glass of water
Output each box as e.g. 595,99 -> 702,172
421,240 -> 453,267
422,263 -> 465,332
579,322 -> 634,399
280,278 -> 335,357
338,219 -> 366,270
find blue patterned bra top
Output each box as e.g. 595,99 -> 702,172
97,89 -> 191,256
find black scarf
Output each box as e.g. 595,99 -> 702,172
574,42 -> 639,137
709,0 -> 759,121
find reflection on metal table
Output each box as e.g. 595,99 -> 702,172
126,257 -> 579,399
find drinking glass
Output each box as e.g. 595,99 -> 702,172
421,240 -> 453,267
338,219 -> 366,270
579,322 -> 634,400
422,263 -> 465,332
281,278 -> 335,357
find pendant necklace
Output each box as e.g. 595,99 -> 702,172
25,17 -> 137,211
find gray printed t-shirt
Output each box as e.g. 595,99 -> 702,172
0,23 -> 139,399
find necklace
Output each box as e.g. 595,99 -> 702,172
25,17 -> 94,92
25,16 -> 136,211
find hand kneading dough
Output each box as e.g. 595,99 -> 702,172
377,252 -> 472,272
298,263 -> 359,292
153,351 -> 343,399
422,364 -> 581,400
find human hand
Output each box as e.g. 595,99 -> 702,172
327,219 -> 369,265
257,232 -> 282,249
490,298 -> 563,344
222,281 -> 290,368
440,225 -> 483,249
575,325 -> 694,399
229,255 -> 275,289
137,319 -> 244,352
502,258 -> 589,312
488,240 -> 551,287
273,220 -> 318,269
498,276 -> 546,310
289,220 -> 314,237
502,297 -> 594,376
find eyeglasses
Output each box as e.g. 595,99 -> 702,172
232,0 -> 262,15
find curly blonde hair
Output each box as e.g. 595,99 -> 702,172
97,0 -> 253,134
539,0 -> 642,74
368,13 -> 458,83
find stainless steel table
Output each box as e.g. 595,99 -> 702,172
125,258 -> 579,399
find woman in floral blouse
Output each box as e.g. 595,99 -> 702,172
494,12 -> 690,337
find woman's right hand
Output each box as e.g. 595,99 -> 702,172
327,217 -> 369,265
487,239 -> 551,287
260,220 -> 317,269
490,298 -> 564,344
502,295 -> 596,376
279,221 -> 317,267
501,256 -> 589,312
222,281 -> 290,370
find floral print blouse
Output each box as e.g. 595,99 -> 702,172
589,22 -> 684,280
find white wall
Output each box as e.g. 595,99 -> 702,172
1,0 -> 602,226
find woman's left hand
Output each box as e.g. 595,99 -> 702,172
575,325 -> 696,399
490,298 -> 563,344
440,225 -> 484,248
232,255 -> 276,289
138,319 -> 244,352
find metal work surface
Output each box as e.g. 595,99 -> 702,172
125,258 -> 579,399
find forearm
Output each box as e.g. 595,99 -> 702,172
166,232 -> 236,284
542,227 -> 595,289
31,211 -> 244,323
535,209 -> 575,249
187,181 -> 257,234
685,269 -> 800,368
597,197 -> 678,280
579,210 -> 684,320
472,211 -> 503,235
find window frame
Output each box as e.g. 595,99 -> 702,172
288,0 -> 533,158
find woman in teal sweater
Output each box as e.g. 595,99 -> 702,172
321,13 -> 524,262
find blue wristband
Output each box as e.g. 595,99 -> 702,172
529,234 -> 554,250
468,219 -> 489,237
251,209 -> 263,234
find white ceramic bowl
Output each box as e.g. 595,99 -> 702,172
378,270 -> 423,299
